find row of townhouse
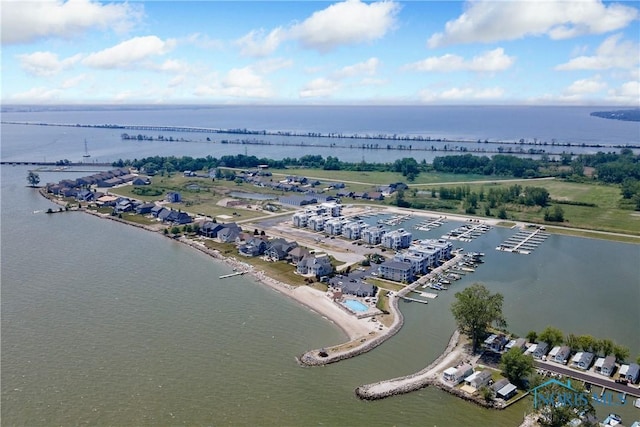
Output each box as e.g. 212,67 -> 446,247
45,168 -> 141,196
378,239 -> 453,282
291,203 -> 343,228
517,341 -> 640,382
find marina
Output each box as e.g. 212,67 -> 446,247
496,227 -> 550,254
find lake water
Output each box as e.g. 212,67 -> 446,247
2,105 -> 639,165
2,106 -> 640,426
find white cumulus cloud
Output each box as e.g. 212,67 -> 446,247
299,78 -> 341,98
565,76 -> 607,95
428,0 -> 638,48
555,34 -> 640,71
236,0 -> 400,57
291,0 -> 400,52
334,58 -> 380,78
82,36 -> 176,69
419,86 -> 505,103
1,0 -> 143,45
405,48 -> 515,72
18,51 -> 83,77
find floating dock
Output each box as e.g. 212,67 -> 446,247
414,217 -> 446,231
496,227 -> 549,254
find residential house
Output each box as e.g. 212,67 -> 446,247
570,352 -> 595,370
484,334 -> 509,353
168,211 -> 192,225
622,363 -> 639,383
75,189 -> 95,202
132,177 -> 150,186
496,383 -> 518,400
594,355 -> 616,377
505,338 -> 527,353
465,370 -> 492,389
296,254 -> 333,277
288,247 -> 310,264
216,224 -> 242,243
264,239 -> 297,261
115,198 -> 133,213
200,221 -> 224,238
239,237 -> 268,257
339,281 -> 377,297
490,379 -> 510,394
151,205 -> 166,217
166,191 -> 182,203
378,260 -> 414,283
552,346 -> 571,364
136,202 -> 156,215
442,363 -> 473,385
532,342 -> 550,360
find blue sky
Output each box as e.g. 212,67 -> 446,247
1,0 -> 639,105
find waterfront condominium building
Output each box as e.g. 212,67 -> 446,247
292,212 -> 309,228
381,228 -> 412,250
378,260 -> 414,282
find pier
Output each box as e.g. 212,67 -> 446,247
219,271 -> 247,279
399,296 -> 428,304
414,216 -> 446,231
496,227 -> 549,254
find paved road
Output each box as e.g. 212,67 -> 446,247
534,360 -> 640,398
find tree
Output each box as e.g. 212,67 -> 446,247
501,347 -> 534,387
565,333 -> 579,351
613,344 -> 629,363
526,330 -> 538,343
599,338 -> 615,357
27,171 -> 40,187
451,283 -> 506,352
538,326 -> 564,348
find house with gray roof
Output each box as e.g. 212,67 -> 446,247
339,281 -> 377,297
442,363 -> 473,385
296,254 -> 332,277
594,355 -> 616,377
200,221 -> 224,238
621,363 -> 639,383
239,237 -> 268,257
264,239 -> 297,261
216,224 -> 242,243
136,202 -> 156,214
288,247 -> 310,264
570,352 -> 595,370
464,370 -> 492,389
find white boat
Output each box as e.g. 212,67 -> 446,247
634,397 -> 640,408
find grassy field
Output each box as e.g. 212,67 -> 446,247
446,180 -> 640,236
100,168 -> 638,239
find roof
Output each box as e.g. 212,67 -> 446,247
497,383 -> 517,396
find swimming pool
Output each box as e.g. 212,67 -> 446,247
343,299 -> 368,312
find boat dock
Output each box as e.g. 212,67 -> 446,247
377,214 -> 412,226
414,216 -> 446,231
496,227 -> 549,254
219,271 -> 247,279
400,296 -> 429,304
441,222 -> 491,242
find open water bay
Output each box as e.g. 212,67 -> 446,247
2,165 -> 639,426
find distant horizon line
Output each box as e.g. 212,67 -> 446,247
2,103 -> 638,109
